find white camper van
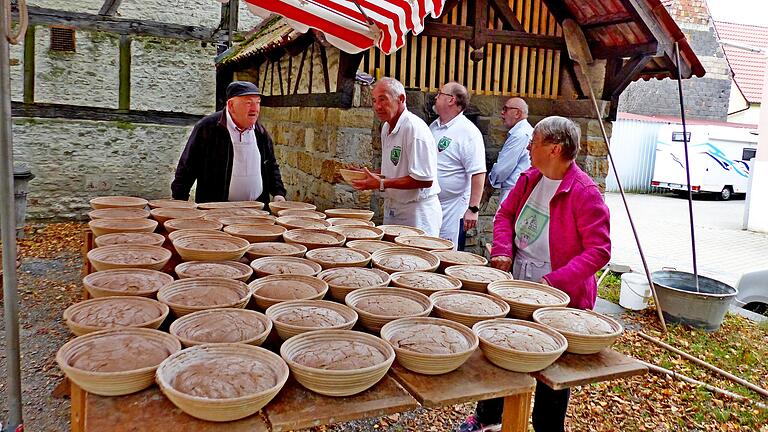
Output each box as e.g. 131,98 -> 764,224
651,124 -> 758,200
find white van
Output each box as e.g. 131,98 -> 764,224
651,124 -> 758,200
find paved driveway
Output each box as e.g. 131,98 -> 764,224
605,192 -> 768,288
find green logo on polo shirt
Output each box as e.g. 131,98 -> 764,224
437,136 -> 452,152
390,146 -> 402,166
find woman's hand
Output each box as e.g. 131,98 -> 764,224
490,256 -> 512,272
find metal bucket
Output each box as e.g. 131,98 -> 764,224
651,270 -> 738,332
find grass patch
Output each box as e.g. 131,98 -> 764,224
597,269 -> 622,304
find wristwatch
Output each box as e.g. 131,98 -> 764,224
468,205 -> 480,213
379,178 -> 386,192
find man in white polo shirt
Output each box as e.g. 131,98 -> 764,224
352,77 -> 442,236
430,82 -> 486,249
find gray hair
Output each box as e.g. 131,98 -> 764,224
445,82 -> 470,111
534,116 -> 581,160
508,97 -> 529,117
376,77 -> 406,100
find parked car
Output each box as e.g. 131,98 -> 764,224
734,268 -> 768,316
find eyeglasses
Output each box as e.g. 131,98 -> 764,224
437,91 -> 454,99
501,106 -> 520,113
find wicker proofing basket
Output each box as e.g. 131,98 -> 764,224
324,208 -> 375,221
393,235 -> 454,251
277,209 -> 327,219
370,247 -> 440,274
280,329 -> 395,397
389,271 -> 463,296
266,300 -> 359,340
89,196 -> 149,210
268,200 -> 317,214
345,240 -> 397,254
326,218 -> 376,227
156,343 -> 288,422
487,280 -> 571,320
83,268 -> 174,298
305,247 -> 372,269
328,225 -> 384,241
149,208 -> 205,224
88,218 -> 158,238
147,199 -> 197,209
167,229 -> 231,242
380,317 -> 478,375
532,307 -> 624,355
345,287 -> 433,332
224,224 -> 287,243
472,318 -> 568,372
249,256 -> 323,278
172,235 -> 250,261
88,207 -> 151,220
168,308 -> 272,347
175,260 -> 253,282
94,232 -> 166,248
431,250 -> 489,272
87,244 -> 172,272
276,216 -> 332,231
63,296 -> 170,336
318,267 -> 391,302
157,277 -> 252,317
164,218 -> 223,233
338,169 -> 368,185
217,215 -> 277,226
246,242 -> 307,260
203,208 -> 270,219
283,228 -> 346,250
56,328 -> 181,396
444,265 -> 514,293
249,274 -> 329,310
197,201 -> 265,210
429,290 -> 511,328
378,225 -> 426,242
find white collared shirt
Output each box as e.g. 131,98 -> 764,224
381,109 -> 440,203
429,112 -> 486,200
225,109 -> 263,201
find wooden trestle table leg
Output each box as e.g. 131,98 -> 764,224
500,391 -> 533,432
70,382 -> 86,432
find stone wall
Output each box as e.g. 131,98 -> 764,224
617,0 -> 731,121
12,118 -> 192,220
258,88 -> 377,212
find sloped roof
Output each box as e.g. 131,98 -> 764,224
217,15 -> 303,65
714,20 -> 768,103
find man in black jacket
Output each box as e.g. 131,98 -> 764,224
171,81 -> 287,206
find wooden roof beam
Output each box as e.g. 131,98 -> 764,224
14,5 -> 221,42
488,0 -> 525,32
98,0 -> 123,16
591,41 -> 659,59
421,23 -> 565,50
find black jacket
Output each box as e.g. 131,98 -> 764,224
171,110 -> 287,205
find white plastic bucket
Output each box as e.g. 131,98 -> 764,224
619,272 -> 651,310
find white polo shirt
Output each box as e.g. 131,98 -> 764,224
430,113 -> 486,200
225,109 -> 263,201
381,109 -> 440,203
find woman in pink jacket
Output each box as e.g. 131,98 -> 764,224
458,116 -> 611,432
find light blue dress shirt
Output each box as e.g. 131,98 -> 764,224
488,119 -> 533,198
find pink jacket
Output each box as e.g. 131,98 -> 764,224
491,163 -> 611,310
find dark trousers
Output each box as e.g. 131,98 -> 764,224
458,218 -> 466,251
475,381 -> 570,431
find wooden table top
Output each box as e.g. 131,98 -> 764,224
534,349 -> 648,390
390,350 -> 536,407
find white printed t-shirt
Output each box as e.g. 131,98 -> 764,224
380,109 -> 440,203
512,177 -> 561,282
225,109 -> 263,201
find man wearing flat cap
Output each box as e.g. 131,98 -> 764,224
171,81 -> 287,205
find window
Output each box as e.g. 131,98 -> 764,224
671,132 -> 691,142
50,27 -> 76,52
742,148 -> 757,161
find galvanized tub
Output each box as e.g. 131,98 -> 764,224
651,270 -> 738,332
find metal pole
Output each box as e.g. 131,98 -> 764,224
674,41 -> 700,292
1,0 -> 24,429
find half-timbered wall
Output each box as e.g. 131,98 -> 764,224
248,41 -> 341,96
361,0 -> 562,98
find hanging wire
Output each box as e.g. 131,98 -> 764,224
4,0 -> 28,45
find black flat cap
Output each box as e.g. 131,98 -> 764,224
226,81 -> 262,99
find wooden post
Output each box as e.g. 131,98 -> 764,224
118,35 -> 131,111
23,25 -> 35,104
70,382 -> 86,432
500,392 -> 532,432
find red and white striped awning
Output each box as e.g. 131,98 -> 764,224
224,0 -> 445,55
